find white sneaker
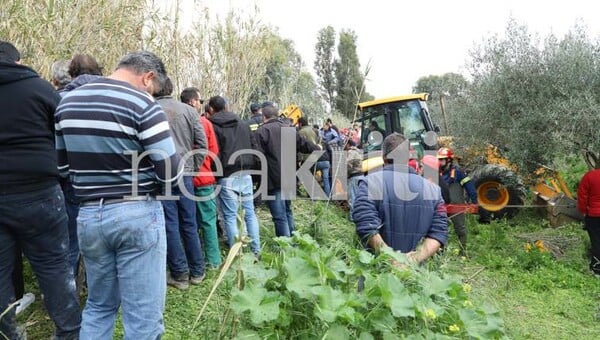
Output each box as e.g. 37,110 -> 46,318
15,293 -> 35,315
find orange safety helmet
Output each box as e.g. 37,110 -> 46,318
436,147 -> 454,159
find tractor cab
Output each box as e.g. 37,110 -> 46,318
357,93 -> 438,172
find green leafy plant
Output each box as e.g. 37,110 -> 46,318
229,233 -> 507,339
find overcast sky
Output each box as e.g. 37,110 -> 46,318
178,0 -> 600,97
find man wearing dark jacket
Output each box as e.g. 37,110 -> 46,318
247,103 -> 263,131
156,78 -> 207,289
208,96 -> 261,255
0,40 -> 81,339
255,104 -> 320,237
353,133 -> 448,263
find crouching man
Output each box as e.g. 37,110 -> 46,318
353,133 -> 448,263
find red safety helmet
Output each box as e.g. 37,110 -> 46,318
408,159 -> 419,171
436,147 -> 454,159
422,155 -> 440,169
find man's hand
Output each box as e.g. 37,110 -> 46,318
408,238 -> 442,263
367,233 -> 387,253
406,251 -> 419,263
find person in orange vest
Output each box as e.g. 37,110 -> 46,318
438,147 -> 477,255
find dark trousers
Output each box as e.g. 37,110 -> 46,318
448,183 -> 468,250
12,247 -> 23,300
0,184 -> 81,339
585,216 -> 600,274
63,183 -> 81,278
163,176 -> 206,278
267,189 -> 295,237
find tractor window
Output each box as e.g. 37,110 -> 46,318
361,114 -> 387,152
392,100 -> 426,138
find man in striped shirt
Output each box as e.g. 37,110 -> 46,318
55,51 -> 180,340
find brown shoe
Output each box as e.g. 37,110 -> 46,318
190,274 -> 205,285
167,274 -> 189,290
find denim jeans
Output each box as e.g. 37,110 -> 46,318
163,176 -> 205,278
267,189 -> 295,237
217,175 -> 260,254
348,175 -> 363,221
316,160 -> 331,197
195,185 -> 222,267
78,200 -> 166,340
0,184 -> 81,340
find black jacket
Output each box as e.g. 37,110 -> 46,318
0,62 -> 62,193
209,111 -> 255,178
256,119 -> 320,192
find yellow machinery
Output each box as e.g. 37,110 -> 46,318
280,104 -> 303,126
355,93 -> 582,225
532,166 -> 582,227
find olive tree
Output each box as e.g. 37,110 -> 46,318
413,72 -> 469,135
452,19 -> 600,171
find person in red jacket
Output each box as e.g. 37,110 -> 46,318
577,167 -> 600,275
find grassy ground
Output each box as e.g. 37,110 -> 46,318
15,200 -> 600,339
437,213 -> 600,339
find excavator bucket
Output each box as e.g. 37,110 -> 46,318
533,182 -> 582,227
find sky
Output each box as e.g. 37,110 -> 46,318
175,0 -> 600,98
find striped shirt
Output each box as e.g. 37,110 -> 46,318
55,78 -> 180,200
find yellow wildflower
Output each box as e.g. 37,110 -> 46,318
524,242 -> 532,252
449,324 -> 460,333
424,309 -> 437,320
535,240 -> 547,252
463,300 -> 474,308
452,248 -> 460,256
462,283 -> 472,293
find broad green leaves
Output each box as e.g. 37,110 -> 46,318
230,284 -> 280,325
284,257 -> 321,299
229,233 -> 506,338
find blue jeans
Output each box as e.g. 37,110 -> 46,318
78,200 -> 166,340
267,189 -> 295,237
163,177 -> 205,278
0,184 -> 81,339
217,175 -> 260,254
316,161 -> 331,197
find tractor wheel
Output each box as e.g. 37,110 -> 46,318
471,164 -> 527,221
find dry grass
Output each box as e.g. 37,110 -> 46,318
0,0 -> 323,114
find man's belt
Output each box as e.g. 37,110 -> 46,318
80,196 -> 154,207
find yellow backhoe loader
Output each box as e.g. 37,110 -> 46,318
355,93 -> 582,226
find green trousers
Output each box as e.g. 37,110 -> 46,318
195,185 -> 222,267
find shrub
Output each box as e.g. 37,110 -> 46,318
230,233 -> 507,339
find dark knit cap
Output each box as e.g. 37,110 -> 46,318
0,41 -> 21,62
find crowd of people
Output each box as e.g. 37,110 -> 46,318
0,40 -> 470,339
4,40 -> 596,339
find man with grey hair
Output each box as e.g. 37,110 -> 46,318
353,132 -> 448,264
50,60 -> 71,90
56,51 -> 181,339
154,77 -> 208,289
